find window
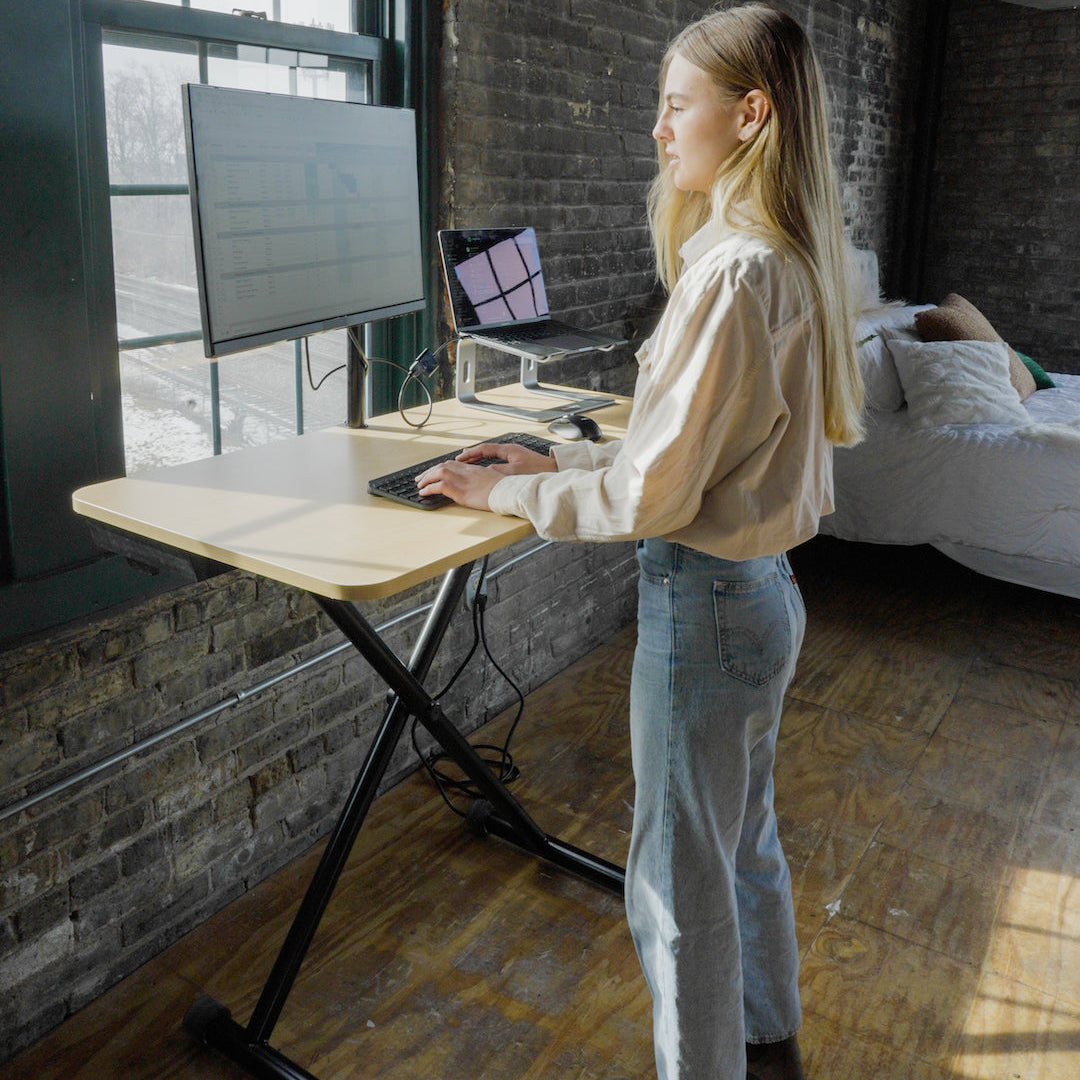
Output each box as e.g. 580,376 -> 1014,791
105,29 -> 373,470
102,8 -> 396,474
0,0 -> 434,642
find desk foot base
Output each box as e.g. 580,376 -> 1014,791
467,799 -> 625,895
184,995 -> 319,1080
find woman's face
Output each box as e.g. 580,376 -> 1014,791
652,52 -> 750,193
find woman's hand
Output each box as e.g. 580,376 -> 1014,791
416,443 -> 556,510
456,443 -> 557,475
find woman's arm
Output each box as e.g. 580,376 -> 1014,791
421,249 -> 788,534
485,259 -> 785,541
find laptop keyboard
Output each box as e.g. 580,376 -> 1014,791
367,431 -> 555,509
495,322 -> 560,342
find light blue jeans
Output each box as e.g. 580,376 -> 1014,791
625,539 -> 805,1080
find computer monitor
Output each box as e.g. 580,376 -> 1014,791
182,84 -> 426,363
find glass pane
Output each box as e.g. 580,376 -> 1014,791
151,1 -> 357,34
215,333 -> 352,449
111,194 -> 197,325
206,51 -> 356,99
120,340 -> 214,471
103,44 -> 198,185
119,333 -> 350,473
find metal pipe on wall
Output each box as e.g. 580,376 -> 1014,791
0,542 -> 554,825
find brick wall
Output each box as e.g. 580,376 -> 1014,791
922,0 -> 1080,374
0,539 -> 638,1058
0,0 -> 929,1062
439,0 -> 929,392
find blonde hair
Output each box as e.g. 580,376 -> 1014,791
648,2 -> 864,446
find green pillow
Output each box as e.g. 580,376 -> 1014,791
1015,350 -> 1055,390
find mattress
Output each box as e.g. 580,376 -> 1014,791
820,372 -> 1080,597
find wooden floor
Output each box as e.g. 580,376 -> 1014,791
5,538 -> 1080,1080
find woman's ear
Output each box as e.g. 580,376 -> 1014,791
737,89 -> 770,142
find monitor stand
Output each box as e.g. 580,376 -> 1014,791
455,338 -> 615,422
346,349 -> 368,428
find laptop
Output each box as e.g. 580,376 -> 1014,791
438,227 -> 623,359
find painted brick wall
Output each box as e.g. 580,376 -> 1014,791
923,0 -> 1080,374
0,0 -> 929,1062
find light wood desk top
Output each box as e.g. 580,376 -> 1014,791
73,386 -> 632,601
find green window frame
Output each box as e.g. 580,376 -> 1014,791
0,0 -> 436,645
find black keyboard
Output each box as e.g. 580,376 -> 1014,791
483,320 -> 579,344
367,431 -> 556,509
493,321 -> 565,342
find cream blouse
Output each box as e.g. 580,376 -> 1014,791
487,223 -> 834,561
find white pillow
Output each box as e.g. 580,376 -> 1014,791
857,326 -> 909,411
884,335 -> 1030,428
854,306 -> 933,412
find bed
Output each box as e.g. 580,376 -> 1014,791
819,273 -> 1080,599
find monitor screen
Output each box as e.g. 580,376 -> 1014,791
182,84 -> 426,358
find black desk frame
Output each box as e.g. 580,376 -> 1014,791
182,561 -> 626,1080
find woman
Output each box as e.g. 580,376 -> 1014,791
418,5 -> 863,1078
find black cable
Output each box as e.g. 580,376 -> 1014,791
396,368 -> 434,428
344,327 -> 414,378
331,328 -> 450,429
396,338 -> 457,429
303,327 -> 436,426
305,336 -> 345,391
477,594 -> 525,784
433,559 -> 487,700
409,556 -> 525,815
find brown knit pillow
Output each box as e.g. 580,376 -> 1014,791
915,294 -> 1036,401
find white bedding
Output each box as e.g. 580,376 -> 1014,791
821,364 -> 1080,598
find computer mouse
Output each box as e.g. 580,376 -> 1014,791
548,413 -> 602,442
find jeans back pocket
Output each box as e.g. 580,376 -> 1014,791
713,572 -> 792,687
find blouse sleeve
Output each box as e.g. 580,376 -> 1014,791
549,439 -> 621,472
488,257 -> 788,543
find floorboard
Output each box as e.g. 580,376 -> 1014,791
4,538 -> 1080,1080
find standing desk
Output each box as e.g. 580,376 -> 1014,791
72,385 -> 632,1080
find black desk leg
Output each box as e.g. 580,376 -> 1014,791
315,590 -> 625,895
184,560 -> 624,1080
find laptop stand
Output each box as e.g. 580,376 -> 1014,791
455,337 -> 616,422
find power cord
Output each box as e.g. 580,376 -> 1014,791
393,338 -> 455,428
304,330 -> 453,429
395,345 -> 437,428
343,328 -> 432,424
304,335 -> 346,391
409,555 -> 526,818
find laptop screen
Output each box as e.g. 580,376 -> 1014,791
439,228 -> 551,331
